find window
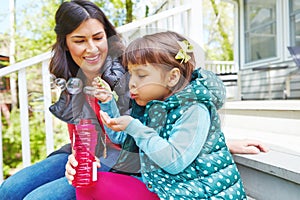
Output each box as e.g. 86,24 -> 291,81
290,0 -> 300,46
244,0 -> 277,63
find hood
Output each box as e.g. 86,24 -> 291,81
190,68 -> 226,110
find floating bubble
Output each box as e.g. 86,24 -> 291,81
55,78 -> 67,91
66,78 -> 83,94
83,86 -> 95,96
50,74 -> 57,89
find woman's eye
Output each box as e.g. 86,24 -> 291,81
94,37 -> 103,41
74,40 -> 84,44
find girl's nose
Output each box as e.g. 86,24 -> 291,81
129,79 -> 136,90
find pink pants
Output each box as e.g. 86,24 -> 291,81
76,172 -> 160,200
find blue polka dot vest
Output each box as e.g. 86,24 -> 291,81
137,69 -> 247,199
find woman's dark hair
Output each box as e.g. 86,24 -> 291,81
123,31 -> 196,93
49,0 -> 124,80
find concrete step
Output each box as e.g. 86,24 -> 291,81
234,149 -> 300,200
219,100 -> 300,199
220,100 -> 300,154
219,100 -> 300,136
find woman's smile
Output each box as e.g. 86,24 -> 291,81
84,54 -> 101,64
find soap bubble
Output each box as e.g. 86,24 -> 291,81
50,74 -> 57,89
83,86 -> 95,96
55,78 -> 67,91
66,78 -> 83,94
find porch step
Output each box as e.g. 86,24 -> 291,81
234,149 -> 300,200
223,127 -> 300,200
220,100 -> 300,154
219,100 -> 300,199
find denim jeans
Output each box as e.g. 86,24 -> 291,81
0,153 -> 76,200
0,144 -> 121,200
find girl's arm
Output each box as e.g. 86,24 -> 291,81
125,104 -> 210,174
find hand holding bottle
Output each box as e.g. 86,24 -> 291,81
71,119 -> 99,188
65,154 -> 101,185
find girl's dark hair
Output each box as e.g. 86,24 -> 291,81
49,0 -> 124,80
123,31 -> 196,93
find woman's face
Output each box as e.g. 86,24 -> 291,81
66,18 -> 108,80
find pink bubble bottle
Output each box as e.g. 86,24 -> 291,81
72,119 -> 98,188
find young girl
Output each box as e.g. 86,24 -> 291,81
95,31 -> 247,199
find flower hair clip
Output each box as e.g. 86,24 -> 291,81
175,40 -> 193,64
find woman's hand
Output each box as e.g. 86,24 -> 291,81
100,110 -> 133,131
65,154 -> 101,185
65,154 -> 78,185
227,139 -> 270,154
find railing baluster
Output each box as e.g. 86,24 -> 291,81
42,59 -> 54,155
204,61 -> 237,74
18,68 -> 31,167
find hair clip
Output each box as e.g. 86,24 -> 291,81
175,40 -> 193,64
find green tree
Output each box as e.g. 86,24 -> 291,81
15,0 -> 59,61
125,0 -> 134,23
203,0 -> 234,61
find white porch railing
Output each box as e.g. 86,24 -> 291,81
0,52 -> 53,183
0,2 -> 207,183
204,60 -> 237,74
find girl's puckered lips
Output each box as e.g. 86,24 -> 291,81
130,93 -> 137,99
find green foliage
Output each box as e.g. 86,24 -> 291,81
93,0 -> 127,27
0,60 -> 9,67
52,119 -> 69,150
2,108 -> 22,178
203,0 -> 234,61
1,106 -> 68,179
1,107 -> 48,178
28,111 -> 47,161
15,0 -> 59,61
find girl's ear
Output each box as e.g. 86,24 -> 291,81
167,68 -> 180,88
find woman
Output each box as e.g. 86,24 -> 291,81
0,1 -> 130,199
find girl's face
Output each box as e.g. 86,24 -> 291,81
66,18 -> 108,81
128,64 -> 172,106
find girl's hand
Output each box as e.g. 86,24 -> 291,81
100,110 -> 133,131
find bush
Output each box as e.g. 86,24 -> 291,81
1,107 -> 68,179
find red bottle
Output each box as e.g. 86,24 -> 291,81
72,119 -> 98,188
